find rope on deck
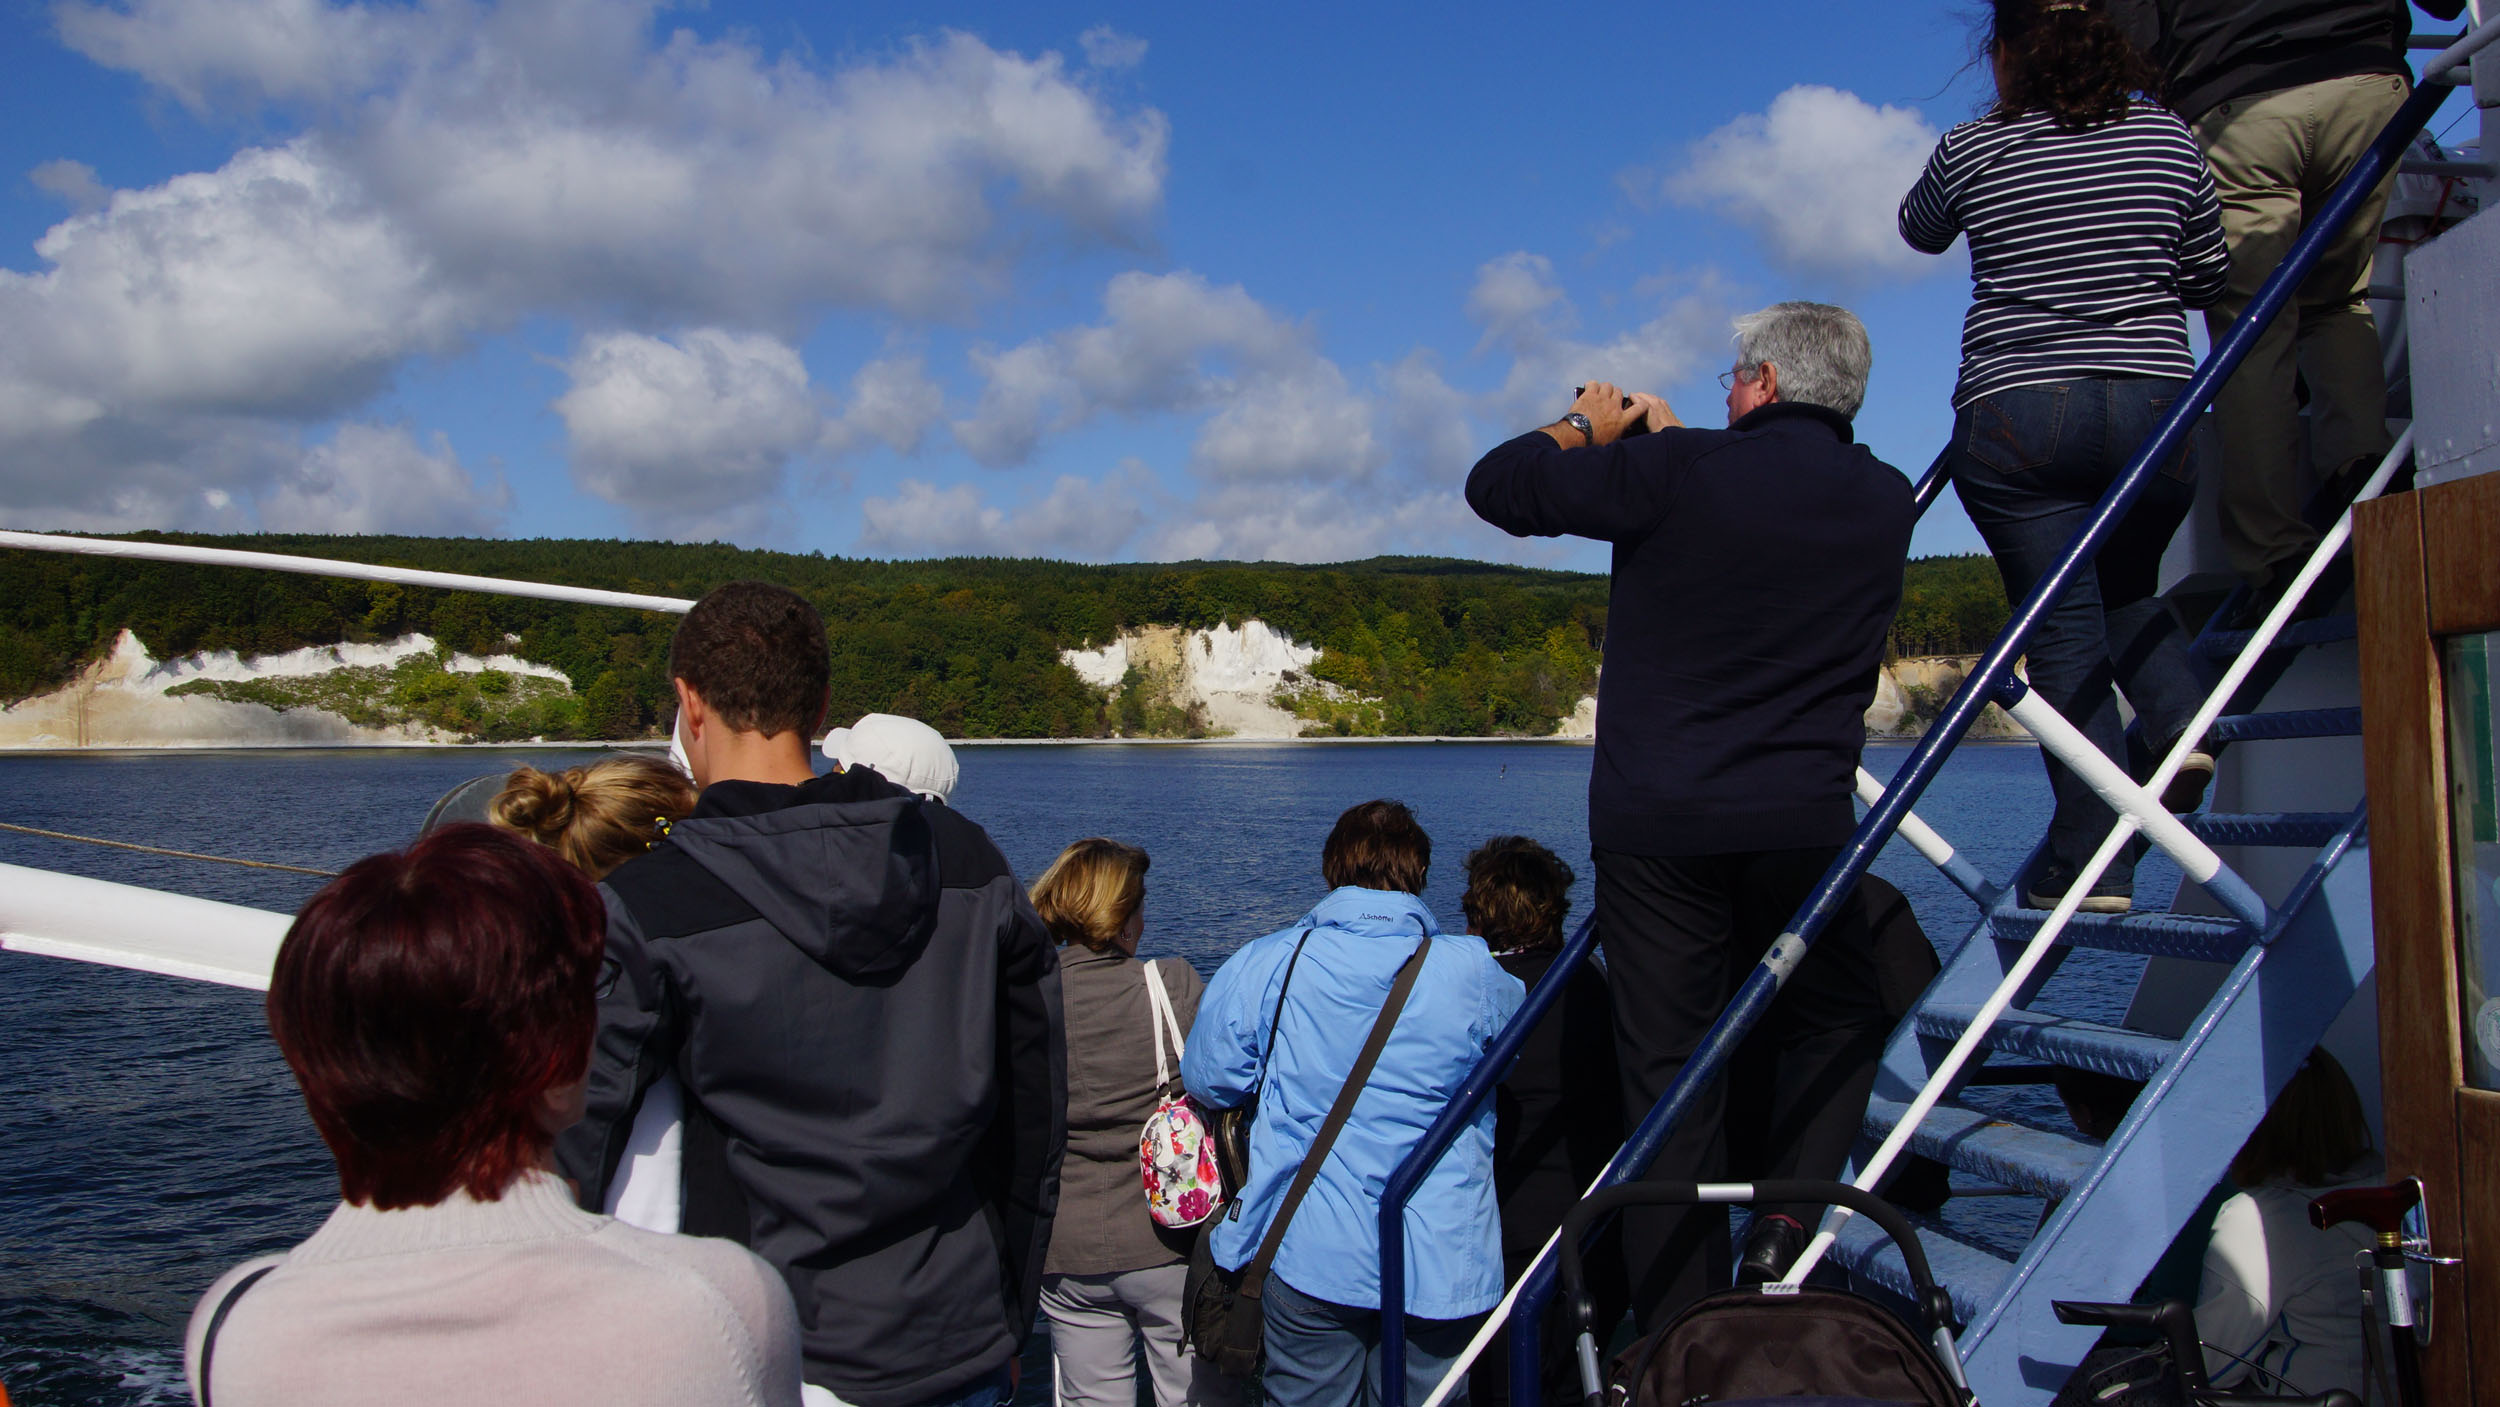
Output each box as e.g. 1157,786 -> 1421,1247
0,821 -> 339,877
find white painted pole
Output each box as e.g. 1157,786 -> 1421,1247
1856,767 -> 1960,873
1775,428 -> 2415,1289
0,861 -> 290,989
0,530 -> 696,614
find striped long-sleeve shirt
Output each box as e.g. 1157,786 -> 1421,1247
1900,99 -> 2229,408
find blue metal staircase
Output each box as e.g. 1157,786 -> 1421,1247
1837,796 -> 2375,1397
1373,23 -> 2500,1405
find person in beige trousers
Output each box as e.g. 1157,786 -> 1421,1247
2115,0 -> 2465,611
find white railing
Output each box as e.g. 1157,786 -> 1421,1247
0,530 -> 696,614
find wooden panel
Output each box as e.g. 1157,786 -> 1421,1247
2458,1090 -> 2500,1386
2424,471 -> 2500,636
2353,491 -> 2476,1400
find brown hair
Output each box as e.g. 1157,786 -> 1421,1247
270,825 -> 605,1209
669,580 -> 831,739
1462,836 -> 1575,952
1030,838 -> 1150,952
490,755 -> 696,879
1322,799 -> 1431,895
2230,1047 -> 2376,1188
1986,0 -> 2156,130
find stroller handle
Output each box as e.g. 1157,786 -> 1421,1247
1556,1180 -> 1946,1326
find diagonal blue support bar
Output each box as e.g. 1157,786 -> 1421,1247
1375,910 -> 1600,1407
2191,614 -> 2358,660
2207,707 -> 2364,742
1489,75 -> 2450,1400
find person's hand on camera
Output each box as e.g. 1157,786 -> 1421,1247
1546,381 -> 1645,449
1627,391 -> 1681,432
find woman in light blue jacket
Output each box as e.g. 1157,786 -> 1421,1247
1182,800 -> 1525,1407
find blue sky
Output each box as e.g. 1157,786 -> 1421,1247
0,2 -> 2476,572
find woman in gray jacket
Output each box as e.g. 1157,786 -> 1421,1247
1030,839 -> 1239,1407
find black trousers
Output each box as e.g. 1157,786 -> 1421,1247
1595,846 -> 1889,1331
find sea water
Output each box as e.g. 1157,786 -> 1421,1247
0,742 -> 2162,1404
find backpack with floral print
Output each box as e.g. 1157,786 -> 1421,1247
1140,960 -> 1226,1228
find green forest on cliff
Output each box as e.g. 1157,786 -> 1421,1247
0,535 -> 2009,739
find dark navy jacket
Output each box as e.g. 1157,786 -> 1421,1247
1467,402 -> 1914,856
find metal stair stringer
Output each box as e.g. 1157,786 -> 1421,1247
1948,813 -> 2375,1403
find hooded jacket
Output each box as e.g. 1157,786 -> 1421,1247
554,766 -> 1065,1407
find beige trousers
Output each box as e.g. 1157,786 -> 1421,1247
2197,71 -> 2411,588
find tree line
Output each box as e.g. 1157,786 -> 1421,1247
0,534 -> 2007,739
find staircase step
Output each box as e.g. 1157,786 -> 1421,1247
1831,1199 -> 2013,1329
2192,615 -> 2357,660
1864,1097 -> 2104,1203
2208,707 -> 2362,743
1915,1005 -> 2176,1083
1992,908 -> 2254,963
2180,811 -> 2354,848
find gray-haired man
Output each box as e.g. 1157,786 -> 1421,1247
1466,301 -> 1915,1328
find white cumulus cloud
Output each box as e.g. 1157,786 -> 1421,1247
1079,25 -> 1148,70
859,463 -> 1154,560
1661,85 -> 1943,282
555,329 -> 823,535
258,423 -> 508,535
953,271 -> 1307,466
4,1 -> 1172,530
1466,253 -> 1732,429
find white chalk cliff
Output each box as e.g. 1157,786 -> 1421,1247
1062,620 -> 1346,738
0,631 -> 569,748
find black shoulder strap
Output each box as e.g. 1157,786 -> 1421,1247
1248,929 -> 1315,1105
1240,934 -> 1433,1299
198,1263 -> 277,1407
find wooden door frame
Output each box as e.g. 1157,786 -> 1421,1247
2356,470 -> 2500,1404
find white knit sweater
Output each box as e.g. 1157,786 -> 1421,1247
183,1169 -> 802,1407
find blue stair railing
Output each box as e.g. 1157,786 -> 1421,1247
1375,25 -> 2493,1404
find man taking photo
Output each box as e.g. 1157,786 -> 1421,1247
1465,301 -> 1913,1330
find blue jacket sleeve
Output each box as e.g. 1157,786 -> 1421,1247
1465,430 -> 1684,545
1181,940 -> 1269,1110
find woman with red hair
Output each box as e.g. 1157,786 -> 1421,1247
182,824 -> 801,1407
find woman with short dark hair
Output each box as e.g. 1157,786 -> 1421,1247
184,824 -> 801,1407
1458,837 -> 1621,1407
1181,800 -> 1525,1407
1901,0 -> 2230,911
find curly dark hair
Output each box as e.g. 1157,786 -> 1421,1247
1986,0 -> 2157,130
1461,836 -> 1575,953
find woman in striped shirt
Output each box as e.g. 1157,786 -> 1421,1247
1900,0 -> 2229,912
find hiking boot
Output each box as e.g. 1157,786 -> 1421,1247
1737,1213 -> 1807,1286
2024,866 -> 2132,913
2149,734 -> 2215,813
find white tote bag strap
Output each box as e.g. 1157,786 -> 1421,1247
1143,959 -> 1188,1089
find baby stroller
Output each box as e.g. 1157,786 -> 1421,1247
1557,1179 -> 1975,1407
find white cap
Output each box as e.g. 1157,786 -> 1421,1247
822,713 -> 959,803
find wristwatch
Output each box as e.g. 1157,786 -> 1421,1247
1561,412 -> 1594,446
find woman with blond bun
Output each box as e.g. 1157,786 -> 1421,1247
489,755 -> 699,1235
1031,838 -> 1238,1407
490,756 -> 696,880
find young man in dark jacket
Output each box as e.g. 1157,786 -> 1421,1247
555,581 -> 1066,1407
1466,301 -> 1913,1329
2110,0 -> 2466,611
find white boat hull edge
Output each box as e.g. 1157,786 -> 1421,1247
0,861 -> 287,990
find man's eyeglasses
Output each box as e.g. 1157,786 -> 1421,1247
1717,366 -> 1758,391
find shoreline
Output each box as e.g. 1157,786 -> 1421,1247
0,733 -> 2036,756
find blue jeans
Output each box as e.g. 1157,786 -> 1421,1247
1946,377 -> 2207,894
1261,1276 -> 1481,1407
916,1366 -> 1011,1407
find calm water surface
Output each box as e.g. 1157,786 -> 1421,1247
0,741 -> 2158,1403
